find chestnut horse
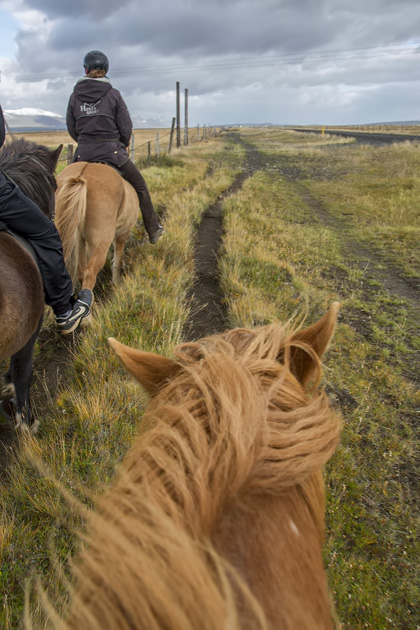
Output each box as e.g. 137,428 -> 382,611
55,162 -> 140,296
43,304 -> 341,629
0,139 -> 62,430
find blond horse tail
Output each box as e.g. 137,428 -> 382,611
55,176 -> 87,285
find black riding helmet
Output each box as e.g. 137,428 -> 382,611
83,50 -> 109,73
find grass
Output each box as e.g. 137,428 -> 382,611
1,128 -> 419,629
220,129 -> 419,629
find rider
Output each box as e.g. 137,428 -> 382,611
66,50 -> 164,244
0,104 -> 92,334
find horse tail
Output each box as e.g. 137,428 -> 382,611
55,176 -> 87,285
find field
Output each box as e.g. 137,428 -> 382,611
7,126 -> 208,167
0,127 -> 419,628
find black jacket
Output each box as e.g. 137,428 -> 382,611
0,105 -> 5,148
66,77 -> 133,167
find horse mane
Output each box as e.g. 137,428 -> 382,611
0,138 -> 59,219
51,319 -> 341,629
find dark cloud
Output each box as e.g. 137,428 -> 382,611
4,0 -> 420,126
21,0 -> 132,19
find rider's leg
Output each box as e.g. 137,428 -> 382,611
0,172 -> 91,332
118,159 -> 163,242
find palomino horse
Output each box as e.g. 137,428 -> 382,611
55,162 -> 140,295
0,139 -> 62,429
47,304 -> 341,629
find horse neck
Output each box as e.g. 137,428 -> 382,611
0,145 -> 56,218
213,474 -> 333,630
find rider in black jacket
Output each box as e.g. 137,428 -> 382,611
0,104 -> 92,334
66,51 -> 164,244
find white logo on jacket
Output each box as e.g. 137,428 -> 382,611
80,100 -> 101,115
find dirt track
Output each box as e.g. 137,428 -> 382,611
292,128 -> 420,146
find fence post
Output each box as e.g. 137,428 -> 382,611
131,134 -> 135,161
67,144 -> 74,164
156,132 -> 160,157
168,117 -> 176,153
176,81 -> 181,148
184,88 -> 188,146
197,124 -> 200,141
148,141 -> 151,166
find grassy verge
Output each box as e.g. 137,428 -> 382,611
219,131 -> 419,629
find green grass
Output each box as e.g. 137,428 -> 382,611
220,129 -> 419,629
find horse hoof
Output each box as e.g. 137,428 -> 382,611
30,419 -> 40,434
14,413 -> 23,431
81,312 -> 92,327
0,398 -> 16,423
0,383 -> 16,398
15,418 -> 39,434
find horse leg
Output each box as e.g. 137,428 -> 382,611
10,316 -> 43,432
77,240 -> 88,288
82,245 -> 108,291
1,368 -> 15,399
112,234 -> 129,284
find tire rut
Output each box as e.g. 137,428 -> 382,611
184,136 -> 264,340
295,182 -> 420,310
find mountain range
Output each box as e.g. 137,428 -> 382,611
3,108 -> 67,132
3,108 -> 420,133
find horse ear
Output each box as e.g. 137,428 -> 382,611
50,144 -> 63,170
288,302 -> 340,387
108,338 -> 181,395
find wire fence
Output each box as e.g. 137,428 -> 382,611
60,125 -> 221,166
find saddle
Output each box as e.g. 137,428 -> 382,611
0,221 -> 40,269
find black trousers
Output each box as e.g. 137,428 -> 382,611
119,159 -> 160,237
0,170 -> 73,316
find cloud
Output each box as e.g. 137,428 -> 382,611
1,0 -> 420,125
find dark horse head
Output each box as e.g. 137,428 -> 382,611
0,138 -> 63,218
0,138 -> 63,431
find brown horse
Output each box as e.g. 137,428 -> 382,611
44,304 -> 341,629
0,139 -> 62,429
55,162 -> 140,296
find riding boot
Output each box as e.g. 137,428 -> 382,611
0,172 -> 73,316
118,159 -> 161,239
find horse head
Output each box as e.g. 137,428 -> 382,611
55,304 -> 341,629
0,139 -> 62,219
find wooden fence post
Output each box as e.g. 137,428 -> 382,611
148,141 -> 151,166
176,81 -> 181,148
197,124 -> 200,142
131,134 -> 135,161
184,88 -> 189,146
168,117 -> 176,153
156,132 -> 160,157
67,144 -> 74,164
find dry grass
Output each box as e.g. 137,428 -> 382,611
4,128 -> 216,170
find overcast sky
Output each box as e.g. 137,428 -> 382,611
1,0 -> 420,127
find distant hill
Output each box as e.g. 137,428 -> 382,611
3,108 -> 67,132
366,120 -> 420,126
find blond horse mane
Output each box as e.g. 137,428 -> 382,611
55,175 -> 88,285
37,307 -> 341,630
